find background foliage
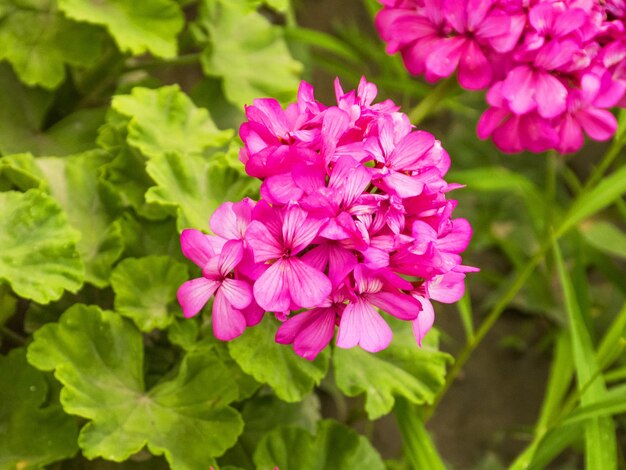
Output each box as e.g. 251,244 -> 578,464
0,0 -> 625,469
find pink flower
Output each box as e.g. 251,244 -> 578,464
177,77 -> 475,359
376,0 -> 521,90
246,203 -> 332,312
177,235 -> 252,340
377,0 -> 626,154
336,265 -> 421,352
556,72 -> 620,153
275,291 -> 346,359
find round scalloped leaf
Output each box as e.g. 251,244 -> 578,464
253,420 -> 385,470
145,151 -> 259,232
333,320 -> 452,420
0,189 -> 83,303
228,317 -> 330,402
0,348 -> 79,469
111,255 -> 189,332
199,1 -> 302,107
58,0 -> 184,58
27,304 -> 244,469
0,2 -> 104,89
111,85 -> 233,159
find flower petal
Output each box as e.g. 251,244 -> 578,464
578,108 -> 618,141
535,72 -> 567,118
336,298 -> 392,352
277,307 -> 336,360
428,271 -> 466,304
180,229 -> 217,268
458,40 -> 491,90
209,199 -> 254,240
212,289 -> 247,341
558,114 -> 585,154
411,295 -> 435,346
502,66 -> 536,115
282,205 -> 325,254
329,156 -> 371,207
220,278 -> 252,310
477,107 -> 508,139
426,37 -> 466,78
218,240 -> 245,276
177,278 -> 220,318
261,173 -> 304,205
285,257 -> 333,309
368,291 -> 421,320
253,259 -> 290,312
246,220 -> 284,263
388,131 -> 436,171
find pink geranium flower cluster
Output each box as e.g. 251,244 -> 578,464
376,0 -> 626,154
177,78 -> 475,360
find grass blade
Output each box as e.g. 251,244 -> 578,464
554,241 -> 617,470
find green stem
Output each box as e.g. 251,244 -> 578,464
425,139 -> 625,420
583,131 -> 626,190
394,398 -> 446,470
426,244 -> 549,418
407,78 -> 456,126
124,53 -> 202,72
1,326 -> 26,345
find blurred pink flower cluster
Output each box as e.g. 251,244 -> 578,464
177,78 -> 475,360
376,0 -> 626,153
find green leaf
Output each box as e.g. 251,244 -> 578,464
43,108 -> 108,155
447,167 -> 545,231
2,150 -> 124,285
102,145 -> 169,219
554,242 -> 617,470
0,348 -> 78,469
220,393 -> 320,468
58,0 -> 184,58
509,333 -> 575,470
559,165 -> 626,237
228,316 -> 330,402
394,398 -> 446,470
580,221 -> 626,260
264,0 -> 290,11
525,423 -> 583,470
0,65 -> 52,156
145,151 -> 260,231
111,255 -> 189,332
0,189 -> 83,303
562,387 -> 626,426
13,151 -> 125,287
118,212 -> 183,260
333,322 -> 452,419
27,304 -> 244,468
596,303 -> 626,370
199,0 -> 302,107
0,1 -> 103,88
0,66 -> 105,157
253,420 -> 385,470
167,317 -> 200,350
0,283 -> 17,327
111,85 -> 233,159
285,27 -> 360,64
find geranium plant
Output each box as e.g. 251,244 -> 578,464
0,0 -> 625,469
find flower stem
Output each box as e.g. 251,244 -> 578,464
425,136 -> 626,420
582,128 -> 626,191
394,398 -> 446,470
408,77 -> 457,126
124,53 -> 202,72
1,326 -> 26,345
